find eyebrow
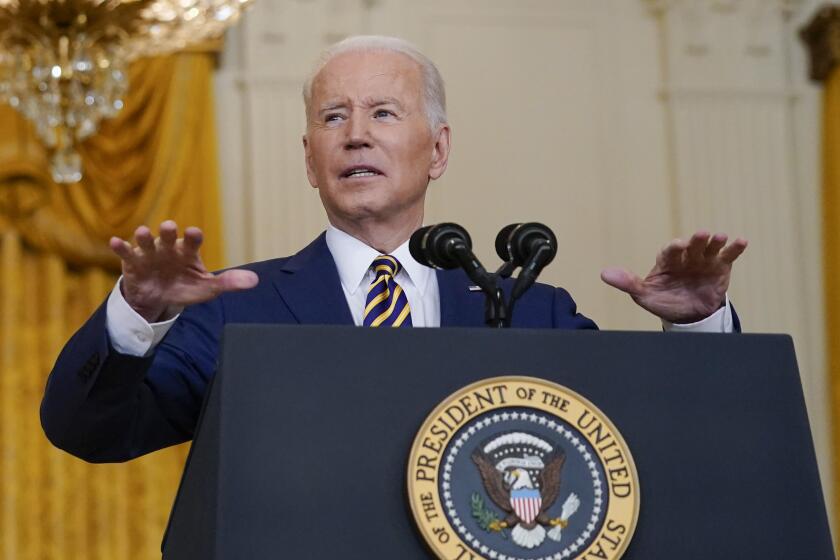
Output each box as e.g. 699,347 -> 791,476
364,96 -> 404,111
318,102 -> 349,115
317,97 -> 405,115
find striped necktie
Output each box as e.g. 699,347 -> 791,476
363,255 -> 412,327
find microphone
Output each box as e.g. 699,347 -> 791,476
409,223 -> 471,270
410,223 -> 495,293
495,223 -> 557,300
495,222 -> 557,268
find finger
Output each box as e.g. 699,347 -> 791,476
600,267 -> 644,296
685,231 -> 711,264
214,269 -> 259,293
657,238 -> 688,269
703,233 -> 728,258
159,220 -> 178,249
109,237 -> 136,262
134,225 -> 155,252
183,227 -> 204,253
720,238 -> 748,264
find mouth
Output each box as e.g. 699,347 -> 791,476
340,165 -> 384,179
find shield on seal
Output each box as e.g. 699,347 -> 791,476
510,488 -> 542,524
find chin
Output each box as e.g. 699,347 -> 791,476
343,204 -> 394,222
332,193 -> 395,218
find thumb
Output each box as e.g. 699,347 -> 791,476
216,269 -> 260,292
600,267 -> 643,296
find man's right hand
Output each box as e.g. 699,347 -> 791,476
110,220 -> 259,323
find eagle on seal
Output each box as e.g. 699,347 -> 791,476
472,431 -> 581,549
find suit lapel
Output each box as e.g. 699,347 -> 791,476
270,233 -> 355,325
437,269 -> 486,327
269,235 -> 486,327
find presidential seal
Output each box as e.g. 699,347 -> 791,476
407,376 -> 639,560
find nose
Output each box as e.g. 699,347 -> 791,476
343,114 -> 372,151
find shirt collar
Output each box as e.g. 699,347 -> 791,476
325,225 -> 433,296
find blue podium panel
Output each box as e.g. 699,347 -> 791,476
163,327 -> 833,559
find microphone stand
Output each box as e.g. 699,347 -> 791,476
478,243 -> 553,329
484,286 -> 509,329
447,241 -> 510,328
505,243 -> 554,323
451,242 -> 557,329
409,223 -> 553,329
484,261 -> 517,328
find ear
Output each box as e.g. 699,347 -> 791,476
303,134 -> 318,188
428,124 -> 451,181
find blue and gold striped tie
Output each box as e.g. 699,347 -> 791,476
363,255 -> 412,327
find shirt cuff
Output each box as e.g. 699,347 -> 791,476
106,277 -> 181,356
661,294 -> 733,333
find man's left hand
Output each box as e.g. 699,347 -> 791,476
600,231 -> 748,324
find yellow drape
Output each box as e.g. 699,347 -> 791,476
0,52 -> 224,559
825,67 -> 840,549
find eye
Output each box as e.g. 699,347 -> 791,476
374,109 -> 395,119
324,113 -> 344,123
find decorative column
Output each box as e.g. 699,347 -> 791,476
801,4 -> 840,546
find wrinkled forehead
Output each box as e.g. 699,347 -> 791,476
309,50 -> 424,109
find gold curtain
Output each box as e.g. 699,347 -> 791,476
0,51 -> 224,559
803,6 -> 840,552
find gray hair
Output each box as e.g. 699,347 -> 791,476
302,35 -> 447,130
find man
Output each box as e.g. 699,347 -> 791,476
41,36 -> 746,462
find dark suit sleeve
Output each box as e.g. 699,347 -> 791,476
551,287 -> 598,330
40,298 -> 224,463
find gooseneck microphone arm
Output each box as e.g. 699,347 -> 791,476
445,239 -> 496,293
452,244 -> 510,329
444,239 -> 509,328
410,224 -> 509,328
495,222 -> 558,320
510,241 -> 555,301
410,222 -> 558,328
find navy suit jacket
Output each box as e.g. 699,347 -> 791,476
40,233 -> 597,462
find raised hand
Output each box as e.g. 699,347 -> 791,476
600,231 -> 747,324
109,220 -> 259,323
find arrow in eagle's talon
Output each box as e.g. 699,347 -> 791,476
488,520 -> 508,532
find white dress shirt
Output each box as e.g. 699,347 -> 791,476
325,226 -> 439,327
105,226 -> 732,357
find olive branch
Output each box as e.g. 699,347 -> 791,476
470,492 -> 508,539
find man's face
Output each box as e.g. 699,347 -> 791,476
303,50 -> 449,233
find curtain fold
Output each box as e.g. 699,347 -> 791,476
0,50 -> 224,559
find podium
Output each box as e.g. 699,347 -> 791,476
161,326 -> 834,559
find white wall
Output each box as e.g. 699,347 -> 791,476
655,0 -> 831,530
215,0 -> 831,526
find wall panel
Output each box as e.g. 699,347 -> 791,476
654,0 -> 830,522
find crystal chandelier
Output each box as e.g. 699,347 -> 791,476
0,0 -> 253,184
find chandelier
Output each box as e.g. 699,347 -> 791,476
0,0 -> 253,184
